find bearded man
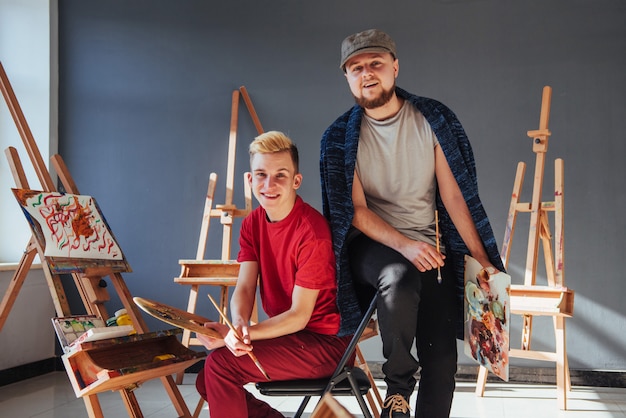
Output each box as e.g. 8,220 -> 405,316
320,29 -> 504,418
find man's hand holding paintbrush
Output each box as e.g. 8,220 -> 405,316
223,321 -> 253,357
197,298 -> 252,357
199,294 -> 271,381
198,304 -> 252,358
193,307 -> 253,357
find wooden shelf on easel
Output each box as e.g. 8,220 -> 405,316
175,260 -> 241,284
174,260 -> 241,332
510,285 -> 574,317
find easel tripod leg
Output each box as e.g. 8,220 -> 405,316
554,316 -> 568,410
193,398 -> 206,418
160,375 -> 193,417
475,365 -> 488,396
0,242 -> 37,331
83,394 -> 105,418
120,388 -> 144,418
177,284 -> 201,384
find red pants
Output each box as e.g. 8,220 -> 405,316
196,330 -> 351,418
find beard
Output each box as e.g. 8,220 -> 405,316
354,84 -> 396,109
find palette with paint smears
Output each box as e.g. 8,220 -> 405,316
133,296 -> 222,339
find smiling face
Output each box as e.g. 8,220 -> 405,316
248,150 -> 302,222
344,52 -> 400,116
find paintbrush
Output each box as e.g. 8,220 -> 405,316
207,294 -> 271,381
435,210 -> 442,284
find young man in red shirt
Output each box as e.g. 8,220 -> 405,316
195,131 -> 350,418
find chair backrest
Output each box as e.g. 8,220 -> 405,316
323,292 -> 379,393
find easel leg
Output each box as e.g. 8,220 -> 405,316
521,314 -> 533,351
120,387 -> 144,418
83,394 -> 105,418
219,285 -> 229,323
41,265 -> 73,317
193,398 -> 206,418
500,162 -> 526,268
475,365 -> 488,396
160,375 -> 192,417
71,272 -> 99,317
0,242 -> 37,331
539,213 -> 557,287
78,275 -> 111,319
554,316 -> 568,410
356,345 -> 382,418
184,285 -> 201,327
177,284 -> 200,384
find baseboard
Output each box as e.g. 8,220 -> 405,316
0,357 -> 64,388
367,362 -> 626,388
2,358 -> 624,389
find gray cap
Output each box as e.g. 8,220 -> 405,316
340,29 -> 397,70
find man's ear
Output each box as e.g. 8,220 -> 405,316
246,171 -> 253,185
394,58 -> 399,78
293,173 -> 303,190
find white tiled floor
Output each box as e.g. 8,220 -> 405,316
0,372 -> 624,417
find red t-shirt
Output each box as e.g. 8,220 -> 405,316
237,196 -> 340,335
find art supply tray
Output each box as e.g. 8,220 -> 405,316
62,328 -> 206,397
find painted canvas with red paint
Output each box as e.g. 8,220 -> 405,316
12,189 -> 124,260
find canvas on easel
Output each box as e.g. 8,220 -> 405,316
464,255 -> 511,381
11,188 -> 130,274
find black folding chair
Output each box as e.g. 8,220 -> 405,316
256,293 -> 379,418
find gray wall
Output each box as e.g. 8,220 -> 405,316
57,1 -> 626,371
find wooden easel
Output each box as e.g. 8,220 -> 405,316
475,86 -> 574,410
355,320 -> 383,418
0,61 -> 200,418
174,87 -> 262,393
310,393 -> 355,418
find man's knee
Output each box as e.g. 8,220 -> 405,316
378,262 -> 421,295
203,348 -> 235,382
195,367 -> 207,400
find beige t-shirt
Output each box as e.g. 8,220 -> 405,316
356,100 -> 441,248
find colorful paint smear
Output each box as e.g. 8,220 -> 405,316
464,255 -> 511,381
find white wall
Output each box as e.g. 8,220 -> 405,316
0,269 -> 55,370
0,0 -> 57,370
0,0 -> 55,262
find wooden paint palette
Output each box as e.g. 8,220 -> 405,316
133,296 -> 222,339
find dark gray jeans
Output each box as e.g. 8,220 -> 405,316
348,232 -> 457,418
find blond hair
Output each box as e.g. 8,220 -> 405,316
249,131 -> 299,173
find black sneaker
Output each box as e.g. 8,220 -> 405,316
381,393 -> 411,418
